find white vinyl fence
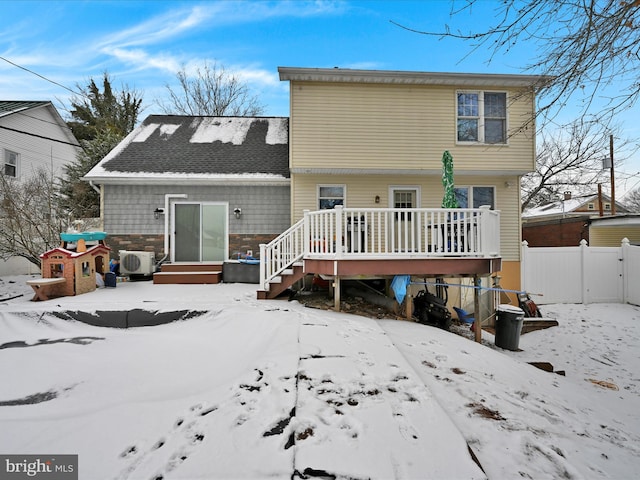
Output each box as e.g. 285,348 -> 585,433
521,238 -> 640,305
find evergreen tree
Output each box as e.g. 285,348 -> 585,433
67,72 -> 143,141
61,73 -> 143,218
59,130 -> 122,219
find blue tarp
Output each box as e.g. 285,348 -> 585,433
391,275 -> 411,304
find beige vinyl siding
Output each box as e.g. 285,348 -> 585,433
289,82 -> 535,173
589,226 -> 640,247
292,173 -> 523,261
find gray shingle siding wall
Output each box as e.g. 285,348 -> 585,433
103,184 -> 290,235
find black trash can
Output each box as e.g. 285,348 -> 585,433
495,305 -> 525,350
104,272 -> 117,288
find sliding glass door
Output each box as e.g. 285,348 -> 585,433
173,203 -> 228,262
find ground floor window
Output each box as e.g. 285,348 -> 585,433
318,185 -> 345,209
454,186 -> 495,209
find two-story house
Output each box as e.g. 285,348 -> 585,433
259,67 -> 547,313
0,101 -> 81,275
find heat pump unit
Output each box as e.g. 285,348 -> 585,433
119,251 -> 155,276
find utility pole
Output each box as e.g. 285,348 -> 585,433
610,134 -> 616,215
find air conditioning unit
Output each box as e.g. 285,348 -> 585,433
119,250 -> 155,276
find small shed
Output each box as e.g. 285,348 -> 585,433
40,234 -> 111,297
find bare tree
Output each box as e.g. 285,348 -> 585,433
521,120 -> 632,211
623,187 -> 640,212
393,1 -> 640,123
0,169 -> 68,267
157,62 -> 265,116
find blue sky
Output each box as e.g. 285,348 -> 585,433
1,0 -> 638,193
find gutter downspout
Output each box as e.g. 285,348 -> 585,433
160,193 -> 188,264
89,181 -> 100,194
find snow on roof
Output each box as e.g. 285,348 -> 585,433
189,117 -> 287,145
522,196 -> 594,218
84,115 -> 289,181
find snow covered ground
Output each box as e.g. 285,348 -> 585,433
1,275 -> 639,479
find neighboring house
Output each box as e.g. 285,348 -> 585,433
588,214 -> 640,247
0,100 -> 81,275
83,115 -> 290,274
522,193 -> 630,247
260,67 -> 548,306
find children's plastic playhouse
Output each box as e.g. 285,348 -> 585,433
26,232 -> 111,301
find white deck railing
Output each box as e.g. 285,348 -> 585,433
260,206 -> 500,291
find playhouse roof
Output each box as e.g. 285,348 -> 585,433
40,244 -> 111,260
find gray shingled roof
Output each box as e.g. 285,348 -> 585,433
97,115 -> 289,178
0,100 -> 50,118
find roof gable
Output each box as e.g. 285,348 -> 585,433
523,194 -> 629,219
0,100 -> 50,118
85,115 -> 289,183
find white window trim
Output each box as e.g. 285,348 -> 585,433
454,185 -> 496,209
388,186 -> 421,208
317,184 -> 346,209
456,90 -> 509,145
4,149 -> 20,178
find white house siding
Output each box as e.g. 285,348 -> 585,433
103,184 -> 291,235
288,82 -> 535,174
291,173 -> 522,261
0,105 -> 78,181
0,104 -> 80,276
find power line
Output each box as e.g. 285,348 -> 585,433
0,55 -> 82,97
0,125 -> 81,147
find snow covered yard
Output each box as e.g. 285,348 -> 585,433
0,276 -> 639,479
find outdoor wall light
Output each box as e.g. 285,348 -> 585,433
234,207 -> 242,219
153,207 -> 165,219
375,195 -> 381,204
504,181 -> 514,188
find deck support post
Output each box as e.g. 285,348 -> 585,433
473,275 -> 482,343
334,276 -> 341,311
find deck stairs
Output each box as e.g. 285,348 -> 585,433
153,263 -> 222,285
257,263 -> 305,299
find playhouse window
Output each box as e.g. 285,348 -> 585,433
82,261 -> 91,277
50,263 -> 64,278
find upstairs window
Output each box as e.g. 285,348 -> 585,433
457,92 -> 507,144
4,150 -> 18,177
318,185 -> 345,209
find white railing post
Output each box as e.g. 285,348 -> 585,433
259,243 -> 267,290
478,206 -> 490,256
335,205 -> 344,258
303,210 -> 311,256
